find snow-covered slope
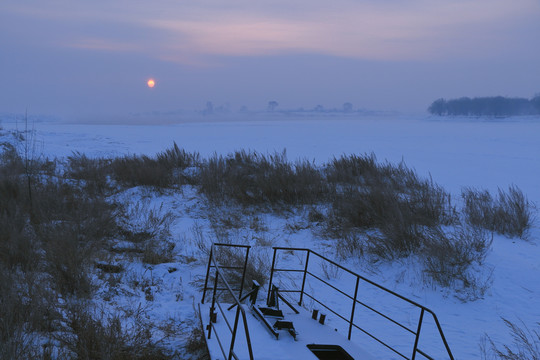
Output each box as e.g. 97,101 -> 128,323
1,113 -> 539,359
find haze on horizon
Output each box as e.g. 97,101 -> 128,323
1,0 -> 540,120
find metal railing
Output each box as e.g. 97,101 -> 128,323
268,247 -> 455,360
201,244 -> 254,360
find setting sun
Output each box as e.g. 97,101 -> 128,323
147,79 -> 155,88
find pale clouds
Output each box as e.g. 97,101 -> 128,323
4,0 -> 540,63
141,0 -> 540,61
1,0 -> 539,116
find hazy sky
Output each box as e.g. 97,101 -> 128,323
1,0 -> 540,118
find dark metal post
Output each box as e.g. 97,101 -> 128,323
267,248 -> 278,305
249,280 -> 260,305
201,246 -> 214,303
411,308 -> 425,360
228,306 -> 242,360
238,246 -> 250,299
208,268 -> 219,339
348,276 -> 360,340
268,285 -> 279,308
242,309 -> 255,360
431,312 -> 455,360
298,250 -> 311,306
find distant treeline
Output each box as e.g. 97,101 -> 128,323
428,95 -> 540,116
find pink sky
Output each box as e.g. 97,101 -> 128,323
1,0 -> 539,118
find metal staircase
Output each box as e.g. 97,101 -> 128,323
200,243 -> 455,360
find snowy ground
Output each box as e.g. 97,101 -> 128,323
1,113 -> 539,359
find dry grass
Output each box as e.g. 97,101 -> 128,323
56,305 -> 173,360
117,200 -> 175,265
325,154 -> 457,258
0,137 -> 180,359
0,268 -> 38,360
108,143 -> 199,189
199,150 -> 326,207
462,186 -> 534,239
422,226 -> 492,294
322,154 -> 497,294
483,319 -> 540,360
184,321 -> 210,360
67,152 -> 112,195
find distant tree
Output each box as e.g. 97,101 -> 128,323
203,101 -> 214,115
343,102 -> 353,113
458,97 -> 472,115
428,98 -> 446,115
428,96 -> 540,116
531,94 -> 540,113
445,98 -> 462,116
313,104 -> 324,112
492,96 -> 506,116
267,101 -> 278,112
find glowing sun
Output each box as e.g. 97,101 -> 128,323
147,79 -> 155,88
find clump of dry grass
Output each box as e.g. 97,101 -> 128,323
322,154 -> 497,295
56,305 -> 173,360
184,321 -> 210,360
483,319 -> 540,360
198,150 -> 327,207
463,186 -> 535,239
108,143 -> 200,189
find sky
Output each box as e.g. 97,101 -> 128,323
1,0 -> 540,119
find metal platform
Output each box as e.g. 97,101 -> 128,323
199,243 -> 454,360
199,301 -> 374,360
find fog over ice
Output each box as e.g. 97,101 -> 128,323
1,0 -> 539,119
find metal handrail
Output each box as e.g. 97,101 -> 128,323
202,244 -> 254,360
268,247 -> 454,360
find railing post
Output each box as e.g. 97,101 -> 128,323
238,246 -> 250,299
228,306 -> 242,360
431,311 -> 455,360
242,308 -> 255,360
249,280 -> 260,305
267,248 -> 278,305
299,250 -> 311,306
411,308 -> 425,360
202,244 -> 256,360
208,268 -> 219,340
201,246 -> 214,303
348,276 -> 360,340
